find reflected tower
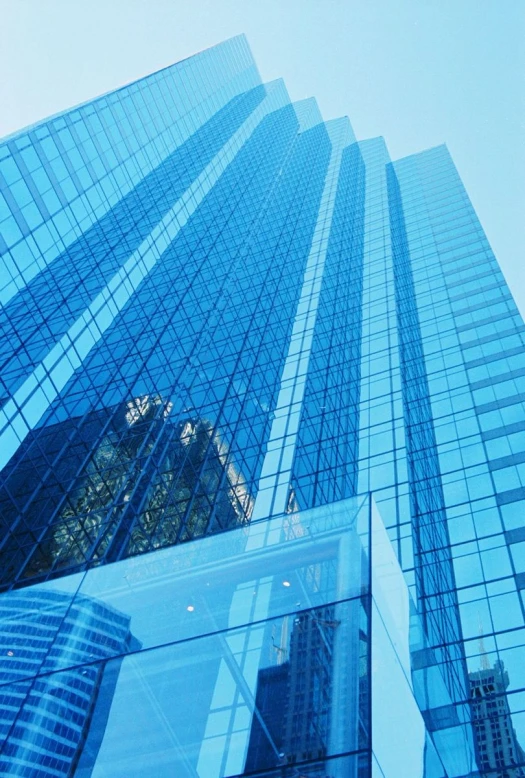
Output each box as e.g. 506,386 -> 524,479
470,659 -> 525,778
0,588 -> 139,777
0,395 -> 253,588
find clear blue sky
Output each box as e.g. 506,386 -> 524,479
2,0 -> 524,313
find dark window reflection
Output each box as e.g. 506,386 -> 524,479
0,394 -> 253,588
245,607 -> 337,771
469,658 -> 525,777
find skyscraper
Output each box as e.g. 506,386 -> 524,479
469,657 -> 525,777
0,588 -> 139,776
0,34 -> 523,777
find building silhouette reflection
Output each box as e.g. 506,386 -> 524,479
0,395 -> 253,589
0,588 -> 139,776
470,658 -> 525,778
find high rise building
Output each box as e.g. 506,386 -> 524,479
0,588 -> 139,776
469,652 -> 525,777
0,34 -> 523,778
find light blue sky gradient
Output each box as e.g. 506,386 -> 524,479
2,0 -> 524,312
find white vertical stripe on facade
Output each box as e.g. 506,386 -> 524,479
248,117 -> 353,537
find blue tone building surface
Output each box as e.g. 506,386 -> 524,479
0,35 -> 524,778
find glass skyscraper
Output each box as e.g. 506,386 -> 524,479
0,34 -> 524,778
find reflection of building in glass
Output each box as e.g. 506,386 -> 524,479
244,607 -> 339,771
1,30 -> 525,778
244,663 -> 289,771
0,395 -> 252,587
0,588 -> 138,776
470,659 -> 525,778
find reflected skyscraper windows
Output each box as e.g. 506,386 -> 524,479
0,34 -> 524,778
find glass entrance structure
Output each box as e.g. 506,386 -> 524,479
0,35 -> 524,777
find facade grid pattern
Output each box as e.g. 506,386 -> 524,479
0,34 -> 524,778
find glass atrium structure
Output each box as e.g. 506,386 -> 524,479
0,35 -> 524,778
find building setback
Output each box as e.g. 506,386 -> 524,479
0,34 -> 524,777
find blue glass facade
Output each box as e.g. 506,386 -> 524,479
0,34 -> 524,777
